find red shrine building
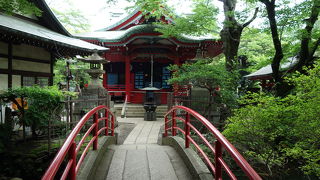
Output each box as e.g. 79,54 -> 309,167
77,9 -> 223,104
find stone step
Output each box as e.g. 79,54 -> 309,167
115,106 -> 167,110
126,109 -> 167,113
114,105 -> 168,117
125,113 -> 165,118
123,108 -> 167,111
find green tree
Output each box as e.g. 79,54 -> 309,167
223,60 -> 320,178
0,86 -> 69,138
238,28 -> 274,72
247,0 -> 320,96
53,59 -> 91,89
0,0 -> 41,16
154,0 -> 219,38
218,0 -> 259,70
51,8 -> 90,34
48,0 -> 90,34
168,58 -> 238,120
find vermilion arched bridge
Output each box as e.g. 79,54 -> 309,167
41,105 -> 261,180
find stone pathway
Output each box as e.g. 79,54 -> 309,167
103,117 -> 192,180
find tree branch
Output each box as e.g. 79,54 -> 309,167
243,7 -> 259,27
310,37 -> 320,58
297,0 -> 320,67
259,0 -> 269,5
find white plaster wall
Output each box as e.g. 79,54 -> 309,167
0,41 -> 8,54
12,75 -> 21,89
0,58 -> 8,69
13,59 -> 50,73
0,74 -> 8,92
12,44 -> 50,61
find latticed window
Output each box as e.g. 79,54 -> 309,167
38,77 -> 49,87
162,67 -> 171,89
23,76 -> 49,87
23,76 -> 35,86
135,72 -> 144,89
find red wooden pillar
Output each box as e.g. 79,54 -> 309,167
125,55 -> 131,102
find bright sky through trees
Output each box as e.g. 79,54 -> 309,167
45,0 -> 224,31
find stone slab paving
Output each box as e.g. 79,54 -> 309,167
104,117 -> 192,180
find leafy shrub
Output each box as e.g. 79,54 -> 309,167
168,58 -> 239,109
0,86 -> 72,137
53,58 -> 90,88
223,61 -> 320,178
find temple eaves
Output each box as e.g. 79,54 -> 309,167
76,24 -> 220,47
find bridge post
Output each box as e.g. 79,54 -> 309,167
185,112 -> 190,148
93,112 -> 98,150
172,110 -> 176,136
111,115 -> 115,136
215,140 -> 222,179
105,109 -> 109,136
69,142 -> 76,180
164,116 -> 168,137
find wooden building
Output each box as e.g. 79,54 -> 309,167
0,0 -> 107,92
77,9 -> 223,104
244,57 -> 299,90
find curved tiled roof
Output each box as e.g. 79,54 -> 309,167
0,13 -> 107,52
76,24 -> 218,45
245,57 -> 299,80
96,8 -> 142,31
96,6 -> 175,31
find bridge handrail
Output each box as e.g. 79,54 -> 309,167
42,105 -> 115,180
121,95 -> 128,118
164,106 -> 261,180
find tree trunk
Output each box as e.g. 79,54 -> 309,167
261,0 -> 284,96
296,0 -> 320,71
220,0 -> 243,70
220,26 -> 243,70
219,0 -> 258,70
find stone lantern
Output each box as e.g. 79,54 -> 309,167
141,86 -> 160,121
73,50 -> 111,122
78,50 -> 109,89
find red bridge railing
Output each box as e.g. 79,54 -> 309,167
164,106 -> 261,180
42,105 -> 115,180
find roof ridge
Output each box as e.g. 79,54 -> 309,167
95,4 -> 176,32
96,7 -> 142,32
31,0 -> 71,36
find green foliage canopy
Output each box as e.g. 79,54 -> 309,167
0,86 -> 72,135
0,0 -> 41,16
53,59 -> 91,89
155,0 -> 219,38
223,60 -> 320,178
168,58 -> 238,108
239,28 -> 274,72
125,0 -> 219,38
51,7 -> 90,34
